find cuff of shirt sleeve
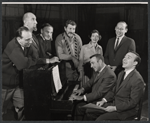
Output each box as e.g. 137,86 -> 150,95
103,98 -> 107,102
83,95 -> 87,101
46,59 -> 50,64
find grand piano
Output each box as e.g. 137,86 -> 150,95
23,61 -> 79,120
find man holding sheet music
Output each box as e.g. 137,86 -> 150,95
70,54 -> 116,120
84,51 -> 145,121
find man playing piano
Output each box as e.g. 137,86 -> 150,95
70,54 -> 116,120
84,51 -> 145,121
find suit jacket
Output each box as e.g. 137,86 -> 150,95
2,38 -> 38,89
104,69 -> 145,120
104,36 -> 136,66
83,66 -> 116,102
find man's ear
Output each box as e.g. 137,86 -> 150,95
41,29 -> 43,34
133,61 -> 138,66
64,26 -> 66,31
16,37 -> 21,42
125,28 -> 128,33
98,59 -> 102,64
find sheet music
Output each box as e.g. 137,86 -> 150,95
52,65 -> 62,93
82,103 -> 107,111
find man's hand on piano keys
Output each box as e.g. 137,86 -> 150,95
69,94 -> 84,101
73,88 -> 84,96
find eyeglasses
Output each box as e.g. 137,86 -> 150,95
115,27 -> 125,31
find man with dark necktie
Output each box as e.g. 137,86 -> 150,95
84,51 -> 145,121
104,21 -> 136,76
70,54 -> 116,120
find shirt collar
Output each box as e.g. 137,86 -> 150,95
99,64 -> 106,73
88,42 -> 98,48
116,35 -> 124,41
124,68 -> 135,77
21,47 -> 24,50
40,34 -> 46,41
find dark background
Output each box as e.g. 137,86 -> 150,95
2,3 -> 148,82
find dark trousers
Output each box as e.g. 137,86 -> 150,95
74,101 -> 88,121
85,108 -> 119,121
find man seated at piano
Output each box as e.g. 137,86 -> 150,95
84,51 -> 145,121
69,54 -> 116,120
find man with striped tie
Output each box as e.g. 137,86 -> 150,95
55,20 -> 82,81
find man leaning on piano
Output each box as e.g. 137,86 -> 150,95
69,54 -> 116,120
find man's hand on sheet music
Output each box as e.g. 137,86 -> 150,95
96,100 -> 105,107
104,106 -> 117,112
73,88 -> 84,96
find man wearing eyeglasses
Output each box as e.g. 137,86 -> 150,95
104,21 -> 136,76
2,26 -> 38,121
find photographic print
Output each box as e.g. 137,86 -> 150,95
1,1 -> 148,121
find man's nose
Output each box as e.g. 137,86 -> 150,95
35,20 -> 37,24
123,58 -> 126,62
29,40 -> 32,44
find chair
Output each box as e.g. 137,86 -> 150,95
125,83 -> 146,121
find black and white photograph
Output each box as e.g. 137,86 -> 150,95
1,2 -> 148,121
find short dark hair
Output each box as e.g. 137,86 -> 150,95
15,26 -> 30,38
65,20 -> 77,27
90,29 -> 102,41
41,23 -> 53,30
129,51 -> 141,67
90,54 -> 104,62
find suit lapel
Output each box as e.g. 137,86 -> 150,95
116,69 -> 135,93
32,34 -> 39,50
94,66 -> 107,83
115,36 -> 126,52
116,71 -> 124,89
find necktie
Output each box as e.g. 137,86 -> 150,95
119,71 -> 125,87
114,38 -> 119,50
24,47 -> 28,56
94,72 -> 100,82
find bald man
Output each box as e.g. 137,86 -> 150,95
23,12 -> 59,66
104,21 -> 136,76
23,12 -> 39,50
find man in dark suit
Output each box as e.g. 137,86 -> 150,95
2,26 -> 38,120
104,21 -> 136,75
85,51 -> 145,121
23,12 -> 59,66
36,23 -> 60,70
70,54 -> 116,120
